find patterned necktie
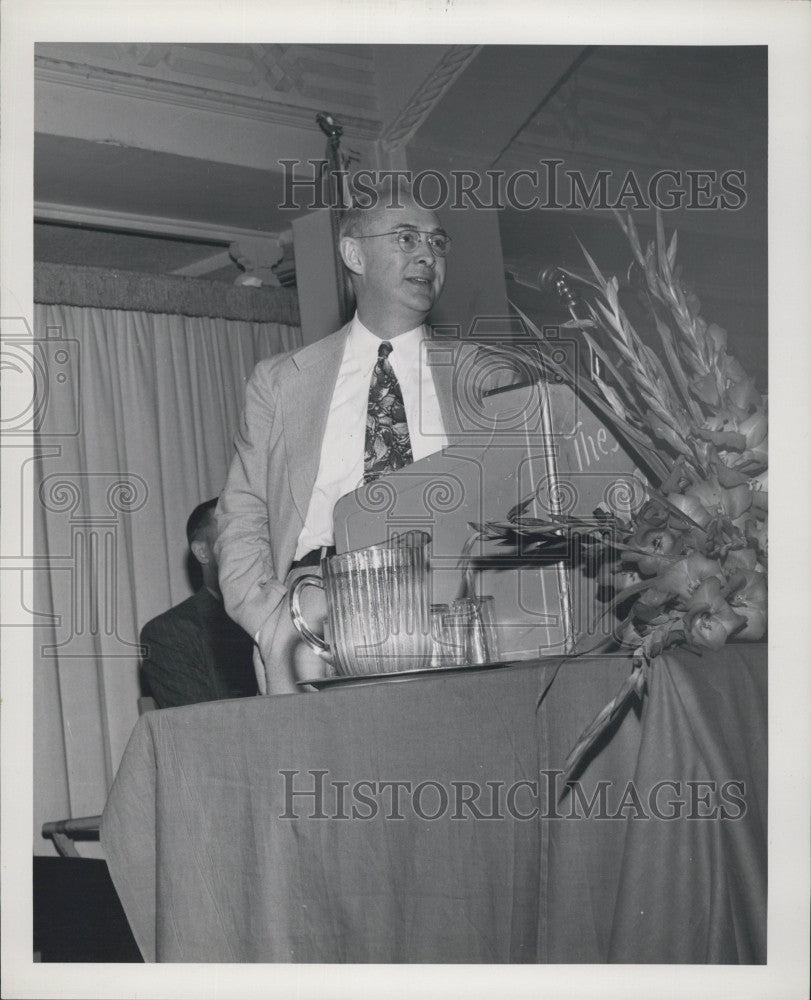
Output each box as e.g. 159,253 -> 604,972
364,341 -> 413,483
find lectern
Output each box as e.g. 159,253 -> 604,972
334,352 -> 646,660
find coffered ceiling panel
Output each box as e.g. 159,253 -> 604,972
33,40 -> 767,373
498,46 -> 766,175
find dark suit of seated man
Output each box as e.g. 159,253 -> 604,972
140,498 -> 257,708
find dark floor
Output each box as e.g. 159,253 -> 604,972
33,856 -> 142,962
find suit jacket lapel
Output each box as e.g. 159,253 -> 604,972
282,325 -> 351,521
281,328 -> 473,523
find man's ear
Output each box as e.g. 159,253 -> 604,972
339,236 -> 364,276
190,539 -> 211,566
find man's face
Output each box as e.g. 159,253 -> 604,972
348,199 -> 448,331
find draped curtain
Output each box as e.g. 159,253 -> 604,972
33,301 -> 301,855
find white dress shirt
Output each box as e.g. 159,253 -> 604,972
294,314 -> 449,559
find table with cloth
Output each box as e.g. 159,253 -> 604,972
100,642 -> 766,963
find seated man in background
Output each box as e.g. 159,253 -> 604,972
140,498 -> 257,708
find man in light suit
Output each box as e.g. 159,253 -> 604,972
216,183 -> 496,694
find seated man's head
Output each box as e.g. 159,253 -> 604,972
339,179 -> 450,338
186,498 -> 220,594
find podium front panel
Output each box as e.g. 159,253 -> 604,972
334,378 -> 645,659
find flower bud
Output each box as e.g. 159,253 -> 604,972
667,492 -> 713,528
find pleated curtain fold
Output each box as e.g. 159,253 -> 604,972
32,302 -> 301,854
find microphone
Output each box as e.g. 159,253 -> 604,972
538,267 -> 580,311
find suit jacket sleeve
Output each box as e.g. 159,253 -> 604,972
140,616 -> 226,709
215,356 -> 290,640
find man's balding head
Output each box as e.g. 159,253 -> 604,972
339,181 -> 448,339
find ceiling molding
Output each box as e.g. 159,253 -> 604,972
35,200 -> 283,246
35,57 -> 383,142
379,45 -> 481,149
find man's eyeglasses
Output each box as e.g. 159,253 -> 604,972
352,229 -> 452,257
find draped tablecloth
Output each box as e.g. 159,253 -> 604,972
100,643 -> 766,963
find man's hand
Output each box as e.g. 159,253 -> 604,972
255,564 -> 332,694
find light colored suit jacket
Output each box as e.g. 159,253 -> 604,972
215,321 -> 502,658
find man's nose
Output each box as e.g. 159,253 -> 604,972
414,237 -> 437,265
